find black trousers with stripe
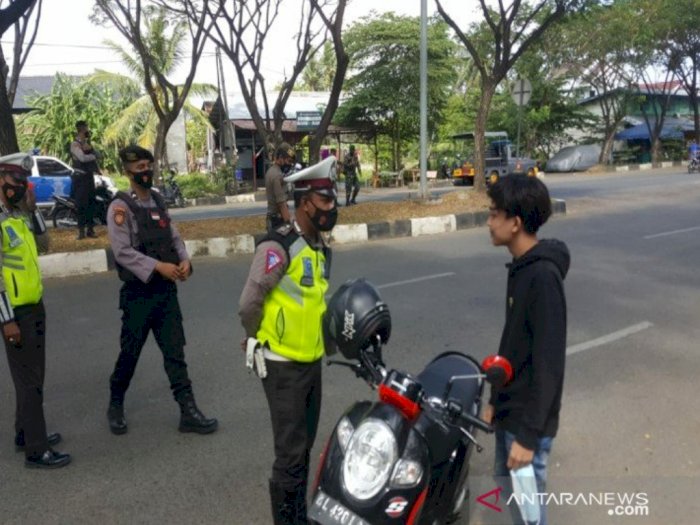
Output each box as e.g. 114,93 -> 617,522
3,301 -> 49,458
262,358 -> 322,488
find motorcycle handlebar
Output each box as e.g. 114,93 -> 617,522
457,410 -> 494,434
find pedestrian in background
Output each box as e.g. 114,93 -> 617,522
106,145 -> 217,437
70,120 -> 99,240
0,153 -> 71,469
265,143 -> 295,233
482,175 -> 569,525
343,144 -> 361,206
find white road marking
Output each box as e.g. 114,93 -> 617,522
567,322 -> 653,356
378,272 -> 456,289
644,226 -> 700,239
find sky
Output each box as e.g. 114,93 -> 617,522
3,0 -> 476,91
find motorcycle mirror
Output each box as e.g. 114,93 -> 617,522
481,355 -> 513,387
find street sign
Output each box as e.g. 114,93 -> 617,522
512,78 -> 532,107
296,111 -> 322,131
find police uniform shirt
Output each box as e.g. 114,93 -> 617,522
70,139 -> 97,165
107,193 -> 188,283
265,164 -> 288,216
0,203 -> 47,324
238,222 -> 326,341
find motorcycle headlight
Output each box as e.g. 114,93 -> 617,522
390,459 -> 423,488
342,419 -> 397,500
336,416 -> 354,454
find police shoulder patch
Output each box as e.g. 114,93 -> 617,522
265,249 -> 284,274
113,206 -> 127,226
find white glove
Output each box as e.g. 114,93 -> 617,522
245,337 -> 268,379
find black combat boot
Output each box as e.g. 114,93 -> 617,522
86,227 -> 97,238
77,227 -> 85,240
269,480 -> 298,525
177,393 -> 218,434
107,399 -> 128,435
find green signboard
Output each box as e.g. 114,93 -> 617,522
296,111 -> 322,131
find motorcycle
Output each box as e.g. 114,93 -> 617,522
309,279 -> 513,525
49,180 -> 116,229
155,169 -> 186,208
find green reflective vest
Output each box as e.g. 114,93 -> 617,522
257,235 -> 329,362
1,213 -> 42,307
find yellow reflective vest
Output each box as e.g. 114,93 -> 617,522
1,213 -> 42,307
257,233 -> 329,362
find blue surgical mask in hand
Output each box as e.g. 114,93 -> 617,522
510,464 -> 541,525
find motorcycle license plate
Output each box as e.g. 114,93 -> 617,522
308,490 -> 370,525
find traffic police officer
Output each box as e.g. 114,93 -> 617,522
265,142 -> 295,233
0,153 -> 71,469
239,156 -> 338,525
106,145 -> 217,436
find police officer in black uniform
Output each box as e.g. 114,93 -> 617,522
70,120 -> 99,240
106,145 -> 217,436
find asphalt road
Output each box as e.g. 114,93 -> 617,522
1,168 -> 699,524
168,166 -> 688,222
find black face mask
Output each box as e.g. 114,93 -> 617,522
130,169 -> 154,189
281,163 -> 292,175
308,200 -> 338,232
2,182 -> 27,206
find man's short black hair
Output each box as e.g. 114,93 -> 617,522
487,175 -> 552,234
76,120 -> 88,130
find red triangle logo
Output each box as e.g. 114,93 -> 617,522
476,486 -> 503,512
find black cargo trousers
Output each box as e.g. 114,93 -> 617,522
109,280 -> 192,403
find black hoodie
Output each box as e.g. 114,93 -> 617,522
490,239 -> 570,450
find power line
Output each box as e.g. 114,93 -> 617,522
0,40 -> 114,50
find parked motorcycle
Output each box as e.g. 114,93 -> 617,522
49,181 -> 116,229
155,169 -> 186,208
309,279 -> 512,525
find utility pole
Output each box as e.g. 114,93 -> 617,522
216,47 -> 239,192
419,0 -> 428,199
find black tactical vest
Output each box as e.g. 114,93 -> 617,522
115,191 -> 180,283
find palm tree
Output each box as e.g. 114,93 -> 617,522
87,7 -> 214,171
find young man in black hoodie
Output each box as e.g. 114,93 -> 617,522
483,175 -> 569,525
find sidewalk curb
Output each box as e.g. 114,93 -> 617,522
38,199 -> 567,279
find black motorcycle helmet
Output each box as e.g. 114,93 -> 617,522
323,278 -> 391,360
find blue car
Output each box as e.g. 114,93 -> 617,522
25,155 -> 115,210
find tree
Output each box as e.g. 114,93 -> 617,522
658,0 -> 700,142
296,41 -> 336,91
15,74 -> 137,172
436,0 -> 580,191
0,0 -> 41,155
335,13 -> 457,171
92,1 -> 211,177
557,2 -> 651,164
485,36 -> 598,160
169,0 -> 348,162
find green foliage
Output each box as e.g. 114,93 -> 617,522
176,173 -> 220,199
297,42 -> 336,91
334,13 -> 458,169
15,74 -> 137,172
487,43 -> 598,159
